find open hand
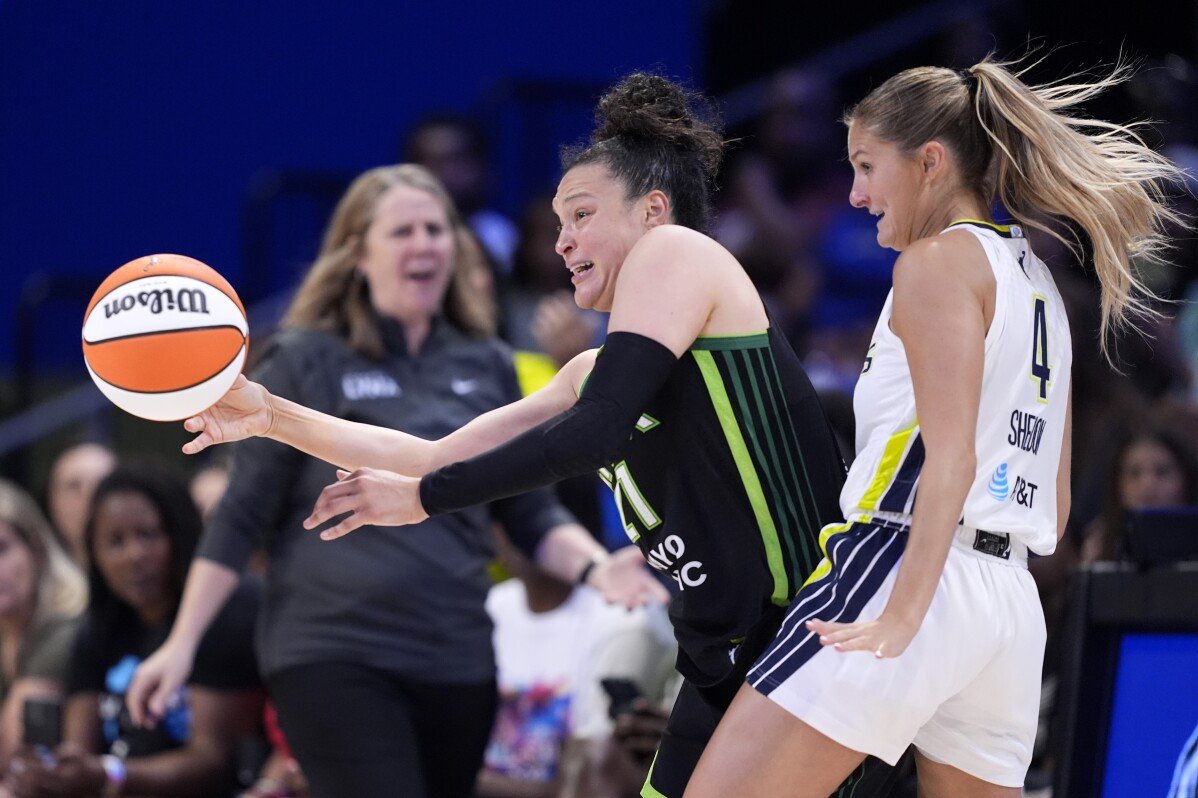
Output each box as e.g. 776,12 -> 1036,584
182,375 -> 274,455
304,468 -> 428,540
588,547 -> 670,609
807,613 -> 918,660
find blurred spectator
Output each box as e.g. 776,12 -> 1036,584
1082,429 -> 1198,562
44,443 -> 116,569
0,481 -> 86,767
713,68 -> 893,395
714,69 -> 850,348
9,466 -> 261,798
1127,56 -> 1198,299
404,113 -> 520,276
477,530 -> 672,798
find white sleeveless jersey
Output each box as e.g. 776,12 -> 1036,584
840,220 -> 1071,555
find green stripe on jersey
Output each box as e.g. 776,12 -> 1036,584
758,347 -> 824,579
690,339 -> 830,601
724,348 -> 805,586
640,751 -> 669,798
693,348 -> 790,605
691,331 -> 769,350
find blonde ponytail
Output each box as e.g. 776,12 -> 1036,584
847,58 -> 1188,358
970,58 -> 1186,354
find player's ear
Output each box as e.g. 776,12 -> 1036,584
642,190 -> 671,228
920,141 -> 947,182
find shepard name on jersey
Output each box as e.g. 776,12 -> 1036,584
1008,409 -> 1046,455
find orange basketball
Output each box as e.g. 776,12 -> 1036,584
82,254 -> 249,421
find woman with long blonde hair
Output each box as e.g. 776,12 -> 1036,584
0,479 -> 86,766
687,57 -> 1186,797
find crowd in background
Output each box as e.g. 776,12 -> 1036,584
0,49 -> 1193,798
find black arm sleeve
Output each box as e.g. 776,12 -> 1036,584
420,332 -> 678,516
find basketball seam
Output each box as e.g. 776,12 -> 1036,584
87,344 -> 247,394
85,272 -> 244,318
82,323 -> 246,347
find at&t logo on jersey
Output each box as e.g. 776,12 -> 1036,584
986,462 -> 1038,507
987,463 -> 1010,501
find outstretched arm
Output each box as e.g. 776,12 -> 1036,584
183,350 -> 595,476
303,227 -> 737,539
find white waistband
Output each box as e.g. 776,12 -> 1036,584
848,514 -> 1029,568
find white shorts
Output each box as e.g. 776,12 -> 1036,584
747,518 -> 1046,788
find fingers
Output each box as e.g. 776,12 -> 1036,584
182,432 -> 212,456
827,636 -> 876,654
304,480 -> 361,529
807,619 -> 868,647
303,495 -> 360,530
319,514 -> 365,541
805,618 -> 846,635
645,577 -> 670,604
805,619 -> 893,658
146,681 -> 175,727
126,674 -> 148,726
617,579 -> 669,610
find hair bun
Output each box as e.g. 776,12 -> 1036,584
593,73 -> 724,178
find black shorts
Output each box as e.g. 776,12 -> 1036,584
643,609 -> 907,798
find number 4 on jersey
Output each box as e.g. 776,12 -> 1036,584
1030,296 -> 1051,402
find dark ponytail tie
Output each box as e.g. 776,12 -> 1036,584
961,68 -> 979,98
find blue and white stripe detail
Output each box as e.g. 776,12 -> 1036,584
749,521 -> 907,691
878,434 -> 924,514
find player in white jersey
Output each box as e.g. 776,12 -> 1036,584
838,218 -> 1071,553
687,58 -> 1186,798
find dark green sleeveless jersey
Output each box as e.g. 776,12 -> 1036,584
595,324 -> 845,686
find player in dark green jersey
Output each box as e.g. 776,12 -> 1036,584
143,74 -> 897,797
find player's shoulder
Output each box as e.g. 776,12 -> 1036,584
899,228 -> 984,264
628,224 -> 725,264
895,229 -> 989,291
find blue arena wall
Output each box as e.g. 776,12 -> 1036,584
0,0 -> 699,368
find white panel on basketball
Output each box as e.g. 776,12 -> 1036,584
85,345 -> 247,422
82,275 -> 248,344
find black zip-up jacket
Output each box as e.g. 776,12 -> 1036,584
197,316 -> 574,682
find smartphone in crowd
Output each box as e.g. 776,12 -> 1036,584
22,696 -> 63,750
601,677 -> 644,721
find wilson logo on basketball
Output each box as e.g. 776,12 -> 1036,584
102,287 -> 210,318
83,254 -> 248,422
